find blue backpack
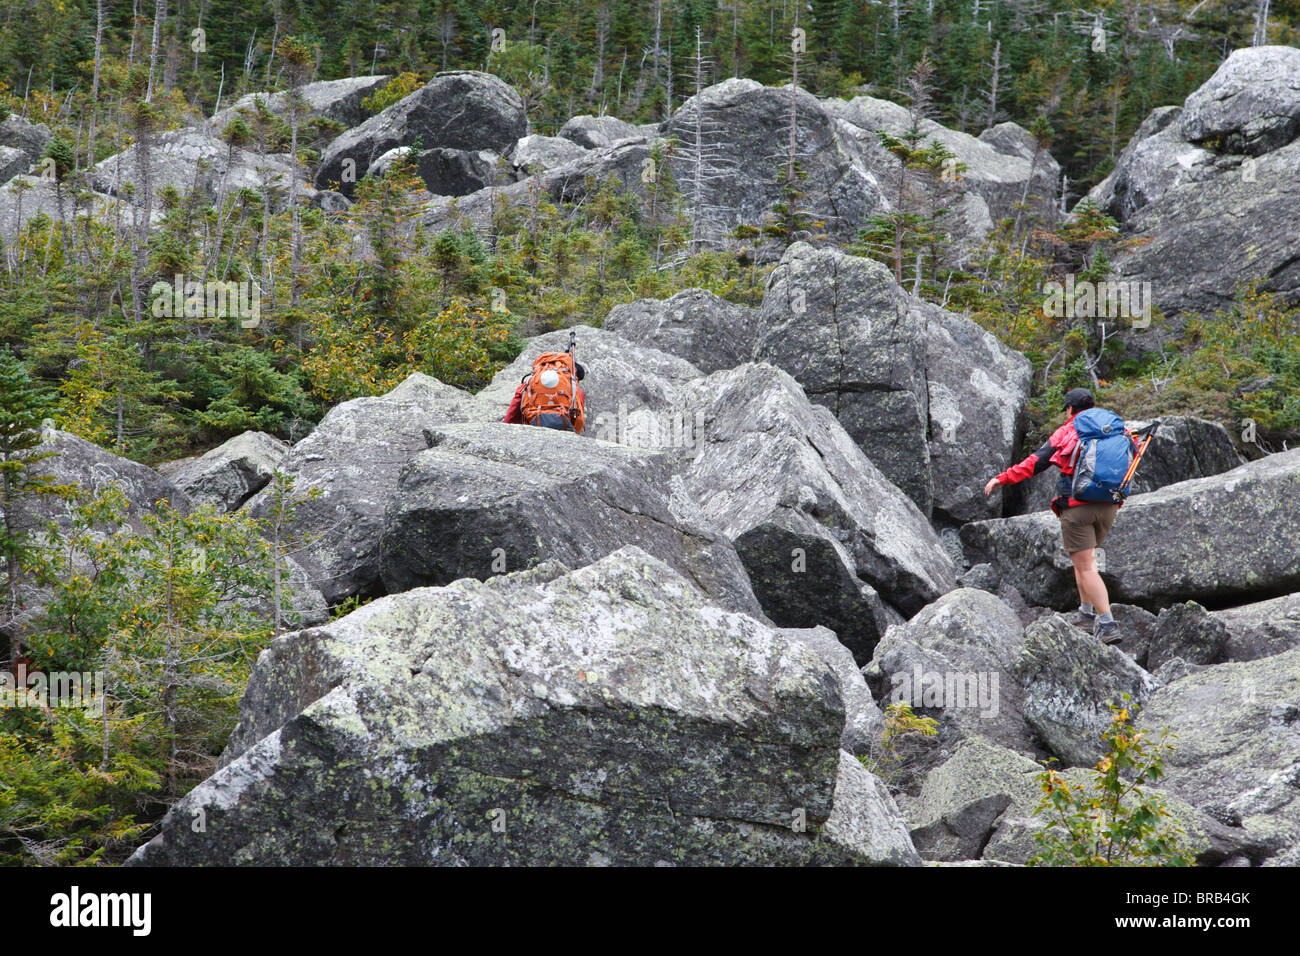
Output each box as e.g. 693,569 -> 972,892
1069,408 -> 1135,504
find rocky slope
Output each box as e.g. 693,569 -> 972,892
14,51 -> 1299,866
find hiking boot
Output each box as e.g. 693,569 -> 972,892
1094,619 -> 1122,645
1072,607 -> 1097,626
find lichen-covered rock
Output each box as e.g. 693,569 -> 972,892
604,288 -> 760,374
755,243 -> 930,511
509,133 -> 589,173
558,114 -> 649,149
920,299 -> 1032,523
864,588 -> 1040,792
316,71 -> 526,195
1213,591 -> 1300,662
1146,601 -> 1230,672
1014,616 -> 1160,767
1178,46 -> 1300,157
664,364 -> 955,662
755,243 -> 1030,519
1084,107 -> 1214,223
907,737 -> 1264,865
242,373 -> 494,604
212,75 -> 392,132
663,79 -> 886,246
963,450 -> 1300,610
1085,49 -> 1300,321
126,547 -> 920,866
380,421 -> 765,618
782,626 -> 883,756
93,128 -> 315,212
827,97 -> 1059,225
1136,646 -> 1300,861
36,428 -> 190,529
906,738 -> 1042,862
161,431 -> 289,512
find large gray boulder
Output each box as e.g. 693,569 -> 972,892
907,737 -> 1263,865
921,299 -> 1032,523
92,128 -> 313,211
864,588 -> 1040,792
1016,415 -> 1245,516
212,75 -> 392,132
317,71 -> 526,195
663,79 -> 886,246
35,428 -> 190,529
755,243 -> 1030,520
1084,106 -> 1215,222
379,421 -> 765,618
604,288 -> 761,374
0,114 -> 52,167
1110,136 -> 1300,318
160,431 -> 289,512
1136,645 -> 1300,861
1213,591 -> 1300,662
827,97 -> 1059,225
0,176 -> 137,243
756,243 -> 930,510
1085,48 -> 1300,319
476,325 -> 703,431
413,147 -> 513,196
1014,616 -> 1161,767
784,626 -> 883,756
508,133 -> 589,173
1146,601 -> 1231,672
963,450 -> 1300,610
1179,46 -> 1300,157
12,429 -> 325,635
906,738 -> 1044,863
242,373 -> 494,604
0,145 -> 28,187
665,364 -> 956,662
417,138 -> 658,236
558,114 -> 649,149
127,547 -> 920,866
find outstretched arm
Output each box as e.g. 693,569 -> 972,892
983,438 -> 1055,495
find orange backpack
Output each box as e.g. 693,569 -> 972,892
519,350 -> 585,435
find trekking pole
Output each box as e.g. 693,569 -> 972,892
1118,419 -> 1160,496
567,329 -> 579,429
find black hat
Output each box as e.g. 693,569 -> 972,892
1063,387 -> 1094,412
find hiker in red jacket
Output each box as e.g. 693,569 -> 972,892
503,362 -> 586,427
983,388 -> 1135,644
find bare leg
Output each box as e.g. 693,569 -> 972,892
1071,561 -> 1090,608
1070,548 -> 1110,615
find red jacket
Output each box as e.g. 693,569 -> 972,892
997,412 -> 1137,511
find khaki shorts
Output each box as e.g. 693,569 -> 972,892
1059,502 -> 1120,553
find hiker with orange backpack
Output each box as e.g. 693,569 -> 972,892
503,330 -> 587,434
983,388 -> 1158,645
